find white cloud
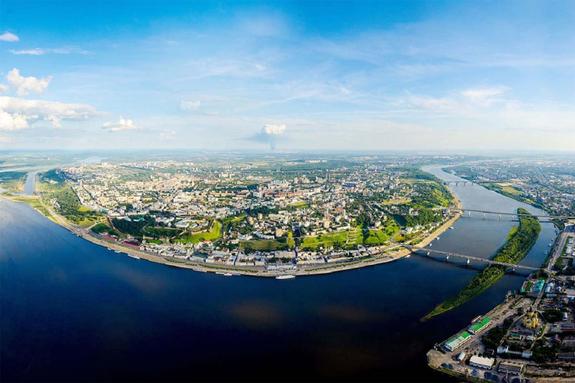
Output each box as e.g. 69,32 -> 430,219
10,47 -> 90,56
0,84 -> 8,93
0,32 -> 19,42
0,110 -> 28,131
10,48 -> 45,56
180,100 -> 201,111
6,68 -> 52,96
262,123 -> 286,135
461,86 -> 509,105
0,96 -> 97,131
251,123 -> 287,150
406,95 -> 457,110
102,117 -> 136,132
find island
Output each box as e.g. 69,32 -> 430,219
423,208 -> 541,320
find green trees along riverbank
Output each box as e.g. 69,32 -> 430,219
423,208 -> 541,321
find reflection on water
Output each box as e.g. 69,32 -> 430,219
0,166 -> 556,382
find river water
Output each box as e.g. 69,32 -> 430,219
0,167 -> 556,382
22,172 -> 37,195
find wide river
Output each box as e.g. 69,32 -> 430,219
0,166 -> 556,382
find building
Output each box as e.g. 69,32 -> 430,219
443,331 -> 472,352
468,316 -> 491,334
498,361 -> 524,375
469,355 -> 495,370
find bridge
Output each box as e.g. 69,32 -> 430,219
449,208 -> 575,220
443,180 -> 479,187
402,244 -> 542,272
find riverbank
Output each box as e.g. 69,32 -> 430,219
0,185 -> 462,278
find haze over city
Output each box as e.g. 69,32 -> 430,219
1,0 -> 574,151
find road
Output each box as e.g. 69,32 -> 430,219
546,230 -> 574,273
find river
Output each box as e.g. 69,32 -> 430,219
22,172 -> 37,195
0,166 -> 556,382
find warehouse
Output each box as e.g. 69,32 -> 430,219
443,331 -> 472,352
468,316 -> 491,334
469,355 -> 495,370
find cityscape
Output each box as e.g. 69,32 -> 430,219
1,1 -> 574,382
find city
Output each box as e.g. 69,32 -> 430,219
3,155 -> 460,276
1,1 -> 574,382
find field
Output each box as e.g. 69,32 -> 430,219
499,183 -> 522,196
177,220 -> 222,244
288,201 -> 308,209
240,239 -> 288,251
300,226 -> 362,250
9,195 -> 55,221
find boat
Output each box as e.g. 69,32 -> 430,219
276,275 -> 296,280
405,254 -> 411,258
127,254 -> 140,260
114,250 -> 122,254
223,273 -> 233,277
436,237 -> 440,240
449,226 -> 454,230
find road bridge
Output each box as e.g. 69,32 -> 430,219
442,180 -> 495,187
402,244 -> 541,272
448,208 -> 574,221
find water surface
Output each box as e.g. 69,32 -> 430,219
0,167 -> 555,381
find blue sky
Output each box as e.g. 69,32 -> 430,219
0,0 -> 574,151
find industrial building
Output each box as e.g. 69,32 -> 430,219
468,316 -> 491,334
443,330 -> 472,352
469,355 -> 495,370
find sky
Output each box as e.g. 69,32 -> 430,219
0,0 -> 574,152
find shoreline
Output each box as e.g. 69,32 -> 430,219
0,184 -> 462,278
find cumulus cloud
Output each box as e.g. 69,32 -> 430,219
262,123 -> 286,135
0,32 -> 19,42
0,96 -> 97,131
0,84 -> 8,93
0,110 -> 28,131
250,123 -> 287,150
180,100 -> 201,111
6,68 -> 52,96
102,117 -> 136,132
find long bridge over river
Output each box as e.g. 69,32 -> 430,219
449,208 -> 575,221
400,244 -> 543,273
